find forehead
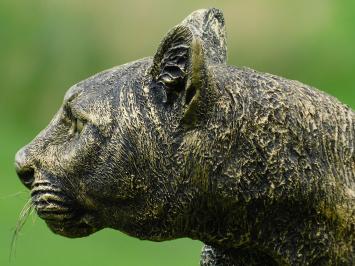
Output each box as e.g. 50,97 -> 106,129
63,58 -> 152,104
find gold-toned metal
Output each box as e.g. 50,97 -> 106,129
15,8 -> 354,265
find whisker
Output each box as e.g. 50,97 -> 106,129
10,198 -> 34,261
31,209 -> 37,224
0,191 -> 27,200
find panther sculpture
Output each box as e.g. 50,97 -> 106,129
15,8 -> 354,265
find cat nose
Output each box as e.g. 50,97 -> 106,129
15,147 -> 35,189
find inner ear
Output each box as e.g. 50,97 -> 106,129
149,25 -> 213,128
150,26 -> 194,103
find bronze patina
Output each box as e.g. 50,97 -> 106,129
15,9 -> 354,265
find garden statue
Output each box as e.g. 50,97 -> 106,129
15,8 -> 354,265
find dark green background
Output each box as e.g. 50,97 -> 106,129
1,1 -> 354,265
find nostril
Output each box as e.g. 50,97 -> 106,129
15,163 -> 35,189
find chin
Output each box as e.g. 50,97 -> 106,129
46,218 -> 101,238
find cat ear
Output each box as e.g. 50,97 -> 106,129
180,37 -> 214,128
180,8 -> 227,65
149,25 -> 203,103
148,25 -> 215,128
149,8 -> 226,102
148,8 -> 225,128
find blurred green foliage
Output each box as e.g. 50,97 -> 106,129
1,1 -> 354,265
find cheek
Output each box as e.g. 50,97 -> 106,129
84,149 -> 135,201
81,135 -> 150,202
41,126 -> 104,177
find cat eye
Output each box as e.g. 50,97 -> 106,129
63,103 -> 86,135
70,118 -> 85,135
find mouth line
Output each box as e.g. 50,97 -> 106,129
35,207 -> 74,221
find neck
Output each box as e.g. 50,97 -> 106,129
183,189 -> 345,265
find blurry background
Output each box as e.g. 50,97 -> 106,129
1,0 -> 354,265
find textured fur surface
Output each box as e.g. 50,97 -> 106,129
15,9 -> 354,265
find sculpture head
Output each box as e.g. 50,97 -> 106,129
14,9 -> 226,239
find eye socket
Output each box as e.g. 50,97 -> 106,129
70,118 -> 85,135
62,103 -> 86,136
